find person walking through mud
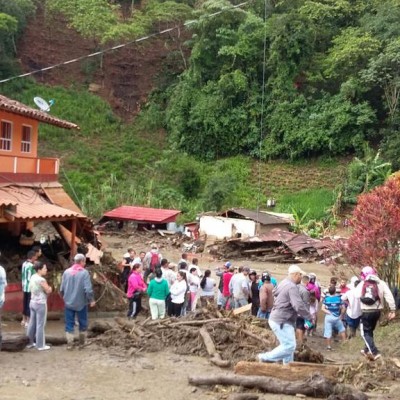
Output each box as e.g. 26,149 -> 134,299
60,254 -> 95,350
355,266 -> 396,360
258,265 -> 312,364
26,261 -> 52,351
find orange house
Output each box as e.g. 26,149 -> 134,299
0,95 -> 98,257
0,95 -> 79,183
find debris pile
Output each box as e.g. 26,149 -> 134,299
207,229 -> 334,263
88,306 -> 324,366
338,358 -> 400,392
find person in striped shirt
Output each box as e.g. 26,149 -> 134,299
21,250 -> 37,327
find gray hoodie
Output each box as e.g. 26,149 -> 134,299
269,278 -> 312,326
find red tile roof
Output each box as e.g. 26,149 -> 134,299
0,186 -> 82,220
0,95 -> 80,130
103,206 -> 181,224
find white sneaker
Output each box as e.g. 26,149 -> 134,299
26,343 -> 36,349
37,345 -> 51,351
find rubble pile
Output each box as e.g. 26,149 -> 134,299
88,306 -> 324,366
207,229 -> 334,263
338,358 -> 400,392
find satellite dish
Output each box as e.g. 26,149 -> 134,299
34,97 -> 55,112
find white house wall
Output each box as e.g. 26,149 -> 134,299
199,216 -> 256,239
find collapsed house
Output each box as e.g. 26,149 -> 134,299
208,228 -> 334,263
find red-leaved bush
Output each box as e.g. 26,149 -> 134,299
345,174 -> 400,288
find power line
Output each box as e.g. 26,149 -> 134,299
0,1 -> 250,84
255,0 -> 268,229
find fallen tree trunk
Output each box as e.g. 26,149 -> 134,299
188,372 -> 334,398
1,334 -> 29,352
188,373 -> 368,400
235,361 -> 339,383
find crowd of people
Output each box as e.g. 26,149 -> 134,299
0,242 -> 397,363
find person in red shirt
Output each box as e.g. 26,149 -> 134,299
222,266 -> 234,310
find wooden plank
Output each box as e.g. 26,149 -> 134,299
233,303 -> 252,315
234,361 -> 339,383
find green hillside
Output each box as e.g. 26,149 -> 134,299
1,0 -> 398,224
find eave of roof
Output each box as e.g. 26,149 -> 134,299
0,95 -> 80,130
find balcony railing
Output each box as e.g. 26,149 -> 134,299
0,154 -> 59,175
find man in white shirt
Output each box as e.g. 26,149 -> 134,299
341,276 -> 362,338
229,266 -> 250,309
160,259 -> 176,288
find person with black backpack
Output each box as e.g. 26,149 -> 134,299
355,266 -> 396,361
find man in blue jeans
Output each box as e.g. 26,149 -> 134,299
60,254 -> 95,350
258,265 -> 312,365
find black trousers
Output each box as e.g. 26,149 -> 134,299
127,294 -> 142,318
169,302 -> 183,317
360,310 -> 381,355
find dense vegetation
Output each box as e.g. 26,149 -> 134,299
0,0 -> 399,224
165,0 -> 400,166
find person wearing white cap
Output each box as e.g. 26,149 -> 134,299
354,266 -> 396,360
258,265 -> 312,365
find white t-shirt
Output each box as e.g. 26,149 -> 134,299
188,274 -> 200,293
29,274 -> 48,304
229,273 -> 249,299
201,277 -> 215,297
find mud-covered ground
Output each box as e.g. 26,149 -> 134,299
1,232 -> 399,400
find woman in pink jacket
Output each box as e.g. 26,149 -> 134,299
127,264 -> 147,319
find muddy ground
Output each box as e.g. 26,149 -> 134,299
1,231 -> 398,400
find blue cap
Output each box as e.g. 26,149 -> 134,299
224,261 -> 232,267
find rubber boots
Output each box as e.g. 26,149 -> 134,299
78,332 -> 87,350
66,332 -> 74,350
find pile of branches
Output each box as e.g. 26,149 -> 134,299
88,306 -> 323,366
338,358 -> 400,392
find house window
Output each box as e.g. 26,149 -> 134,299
0,121 -> 12,151
21,126 -> 32,153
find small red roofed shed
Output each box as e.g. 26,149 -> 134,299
100,206 -> 181,226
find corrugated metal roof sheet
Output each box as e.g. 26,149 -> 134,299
0,186 -> 81,220
103,206 -> 181,223
222,208 -> 289,226
0,199 -> 18,207
239,228 -> 331,254
43,187 -> 83,214
0,95 -> 80,130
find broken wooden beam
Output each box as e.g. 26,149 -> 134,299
199,326 -> 231,368
234,361 -> 339,383
233,303 -> 252,315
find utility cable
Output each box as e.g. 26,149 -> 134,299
255,0 -> 268,233
0,1 -> 250,84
